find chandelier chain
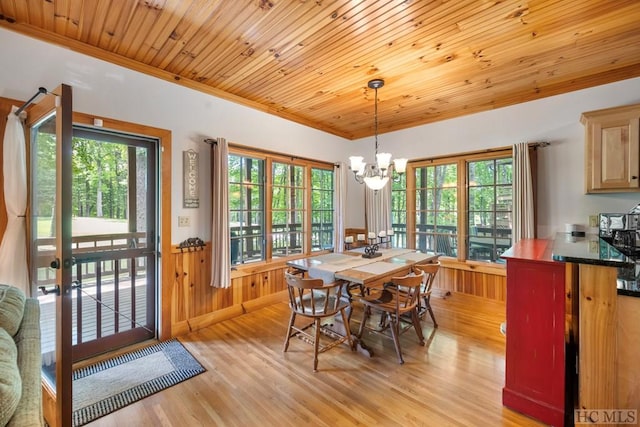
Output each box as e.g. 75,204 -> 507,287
374,85 -> 379,158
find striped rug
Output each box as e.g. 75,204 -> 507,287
72,339 -> 205,426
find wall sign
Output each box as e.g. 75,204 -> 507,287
183,149 -> 199,208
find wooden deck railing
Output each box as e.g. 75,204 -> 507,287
34,232 -> 147,286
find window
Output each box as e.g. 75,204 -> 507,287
467,157 -> 513,262
390,171 -> 407,248
311,168 -> 334,251
404,148 -> 513,264
272,162 -> 305,258
229,148 -> 334,265
229,154 -> 265,265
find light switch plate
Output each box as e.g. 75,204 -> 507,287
589,215 -> 598,228
178,216 -> 190,227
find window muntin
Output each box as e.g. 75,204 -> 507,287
467,157 -> 512,262
414,163 -> 458,257
311,168 -> 334,251
271,162 -> 306,258
229,154 -> 265,265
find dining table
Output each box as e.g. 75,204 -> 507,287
286,248 -> 440,357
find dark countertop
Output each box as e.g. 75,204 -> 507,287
551,232 -> 639,297
551,232 -> 634,268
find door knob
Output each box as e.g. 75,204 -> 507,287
38,285 -> 60,296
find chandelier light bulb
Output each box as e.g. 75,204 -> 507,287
363,175 -> 389,191
376,152 -> 392,171
394,158 -> 408,174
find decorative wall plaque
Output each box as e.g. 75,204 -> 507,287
183,149 -> 199,208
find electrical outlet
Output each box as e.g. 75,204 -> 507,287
178,216 -> 190,227
589,240 -> 599,252
589,215 -> 598,228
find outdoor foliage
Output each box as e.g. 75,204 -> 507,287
72,138 -> 129,219
33,129 -> 144,225
468,158 -> 513,229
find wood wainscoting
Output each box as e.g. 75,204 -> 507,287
434,258 -> 507,302
167,246 -> 507,338
169,243 -> 290,336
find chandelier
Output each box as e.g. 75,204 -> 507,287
349,79 -> 407,191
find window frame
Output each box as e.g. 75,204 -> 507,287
228,145 -> 334,266
228,152 -> 266,265
390,171 -> 407,248
405,148 -> 513,265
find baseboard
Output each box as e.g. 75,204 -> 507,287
173,290 -> 288,335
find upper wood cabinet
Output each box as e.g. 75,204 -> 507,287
581,103 -> 640,193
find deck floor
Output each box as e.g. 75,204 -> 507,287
38,281 -> 150,355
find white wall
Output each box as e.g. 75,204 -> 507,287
0,28 -> 351,243
349,77 -> 640,238
2,27 -> 640,242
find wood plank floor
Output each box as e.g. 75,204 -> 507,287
84,291 -> 546,426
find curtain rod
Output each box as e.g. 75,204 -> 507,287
15,87 -> 48,116
531,141 -> 550,148
209,139 -> 333,167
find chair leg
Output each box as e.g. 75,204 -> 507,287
411,309 -> 425,346
313,318 -> 321,372
426,297 -> 438,328
283,311 -> 296,352
388,314 -> 404,364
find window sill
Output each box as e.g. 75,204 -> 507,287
230,250 -> 333,278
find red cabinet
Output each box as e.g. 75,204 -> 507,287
502,239 -> 566,427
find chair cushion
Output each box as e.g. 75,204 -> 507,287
0,327 -> 22,426
0,285 -> 26,337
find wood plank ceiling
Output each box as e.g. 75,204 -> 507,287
1,0 -> 639,140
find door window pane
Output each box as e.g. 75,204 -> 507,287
229,155 -> 265,264
272,162 -> 305,257
390,171 -> 406,248
467,157 -> 513,262
311,168 -> 334,251
414,163 -> 458,256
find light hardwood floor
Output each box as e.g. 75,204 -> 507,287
85,291 -> 546,426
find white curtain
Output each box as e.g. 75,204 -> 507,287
0,107 -> 29,293
333,162 -> 347,252
210,138 -> 231,288
365,183 -> 392,238
513,142 -> 535,242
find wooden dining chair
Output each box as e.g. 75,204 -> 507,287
357,268 -> 425,364
413,262 -> 440,328
283,272 -> 354,372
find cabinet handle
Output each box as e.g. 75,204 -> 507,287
632,176 -> 638,180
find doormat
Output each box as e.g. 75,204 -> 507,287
72,339 -> 205,426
